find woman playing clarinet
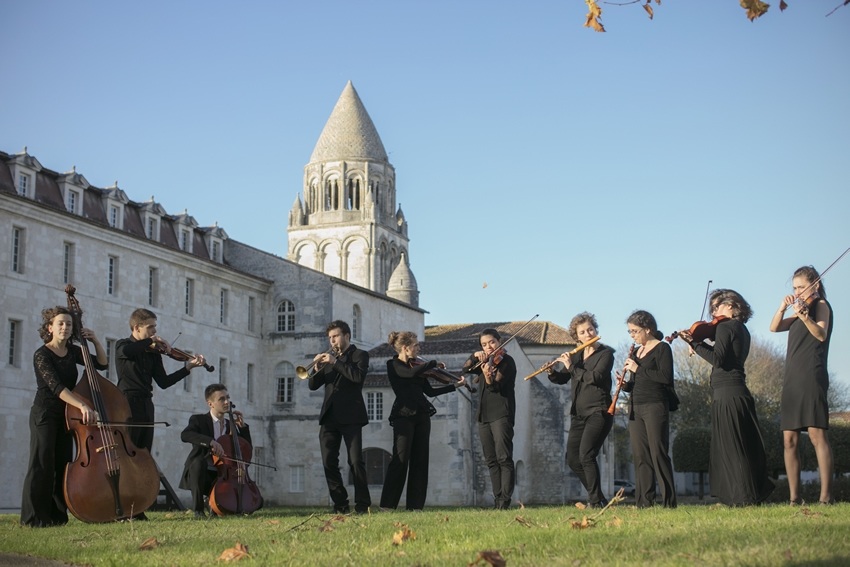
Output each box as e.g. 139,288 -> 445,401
621,310 -> 677,508
769,266 -> 834,505
548,312 -> 613,508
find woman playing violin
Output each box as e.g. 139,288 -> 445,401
675,289 -> 773,506
380,332 -> 464,510
462,328 -> 517,510
621,310 -> 677,508
21,307 -> 106,527
769,266 -> 834,505
548,312 -> 613,508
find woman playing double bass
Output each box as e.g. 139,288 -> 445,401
180,383 -> 253,519
20,306 -> 105,527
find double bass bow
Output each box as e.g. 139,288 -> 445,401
208,402 -> 264,516
63,285 -> 160,522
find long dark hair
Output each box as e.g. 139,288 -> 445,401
793,265 -> 827,300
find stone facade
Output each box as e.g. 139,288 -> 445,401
0,82 -> 616,511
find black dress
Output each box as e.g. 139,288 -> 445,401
780,299 -> 833,431
691,318 -> 774,506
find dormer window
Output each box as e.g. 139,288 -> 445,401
65,189 -> 79,214
17,174 -> 30,197
109,205 -> 120,228
211,240 -> 221,263
146,217 -> 159,240
180,228 -> 191,252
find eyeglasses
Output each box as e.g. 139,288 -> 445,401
627,328 -> 643,336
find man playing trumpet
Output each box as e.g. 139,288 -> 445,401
308,320 -> 371,514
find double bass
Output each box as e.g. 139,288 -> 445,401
208,402 -> 263,516
63,285 -> 160,522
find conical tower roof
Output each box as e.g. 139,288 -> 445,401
309,81 -> 388,163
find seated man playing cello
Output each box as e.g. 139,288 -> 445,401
180,383 -> 252,518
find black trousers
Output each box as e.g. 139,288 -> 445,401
20,405 -> 71,527
183,456 -> 218,513
567,410 -> 613,505
319,422 -> 371,511
380,413 -> 431,510
125,393 -> 155,452
479,416 -> 515,509
629,401 -> 677,508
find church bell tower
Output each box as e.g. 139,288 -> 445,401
287,81 -> 417,305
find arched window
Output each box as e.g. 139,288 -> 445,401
352,304 -> 361,340
274,362 -> 295,403
276,300 -> 295,332
350,447 -> 391,486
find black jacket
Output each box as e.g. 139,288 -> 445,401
308,344 -> 369,426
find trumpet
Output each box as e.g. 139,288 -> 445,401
296,347 -> 338,380
523,336 -> 601,381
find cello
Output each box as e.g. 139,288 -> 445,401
208,402 -> 263,516
63,285 -> 160,522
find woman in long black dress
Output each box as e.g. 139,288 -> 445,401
769,266 -> 834,505
621,310 -> 677,508
548,312 -> 614,508
20,307 -> 105,527
676,289 -> 774,506
380,331 -> 463,510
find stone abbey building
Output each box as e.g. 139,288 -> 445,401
1,82 -> 608,511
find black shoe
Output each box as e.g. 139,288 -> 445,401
132,512 -> 149,521
354,507 -> 369,515
333,505 -> 351,514
193,510 -> 206,520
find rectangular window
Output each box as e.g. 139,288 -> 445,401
218,358 -> 227,384
180,229 -> 190,251
367,392 -> 383,422
107,256 -> 118,295
7,320 -> 22,366
63,242 -> 75,284
11,226 -> 25,273
109,205 -> 120,228
104,339 -> 115,380
146,217 -> 158,240
66,189 -> 78,213
247,297 -> 255,332
246,364 -> 255,403
289,465 -> 304,493
185,279 -> 194,316
17,174 -> 28,197
211,241 -> 220,263
148,267 -> 159,307
220,289 -> 228,325
276,376 -> 294,403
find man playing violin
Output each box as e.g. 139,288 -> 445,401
116,308 -> 207,454
462,328 -> 516,510
179,383 -> 251,519
308,320 -> 372,514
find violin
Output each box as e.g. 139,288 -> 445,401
488,347 -> 506,366
792,291 -> 820,316
411,357 -> 477,394
608,343 -> 636,416
152,341 -> 215,372
208,403 -> 263,516
665,315 -> 729,344
63,285 -> 160,522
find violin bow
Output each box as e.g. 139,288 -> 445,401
783,246 -> 850,312
464,314 -> 540,374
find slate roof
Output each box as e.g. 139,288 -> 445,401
309,81 -> 388,163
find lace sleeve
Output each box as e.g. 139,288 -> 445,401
33,347 -> 70,397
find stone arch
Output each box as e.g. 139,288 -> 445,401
319,239 -> 342,278
342,235 -> 369,288
293,240 -> 318,271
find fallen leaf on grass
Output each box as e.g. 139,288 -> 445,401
609,516 -> 623,528
318,520 -> 335,532
783,549 -> 793,560
392,525 -> 416,546
266,519 -> 280,526
139,537 -> 159,551
469,549 -> 506,567
218,542 -> 250,561
570,516 -> 594,530
514,515 -> 534,528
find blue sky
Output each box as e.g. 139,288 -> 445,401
3,2 -> 849,388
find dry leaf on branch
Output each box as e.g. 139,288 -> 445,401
391,525 -> 416,546
318,520 -> 336,532
740,0 -> 770,21
469,549 -> 507,567
570,516 -> 593,530
218,542 -> 251,561
584,0 -> 606,32
138,537 -> 159,551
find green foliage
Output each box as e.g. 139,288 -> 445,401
672,427 -> 711,473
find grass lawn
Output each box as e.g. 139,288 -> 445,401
2,501 -> 849,566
